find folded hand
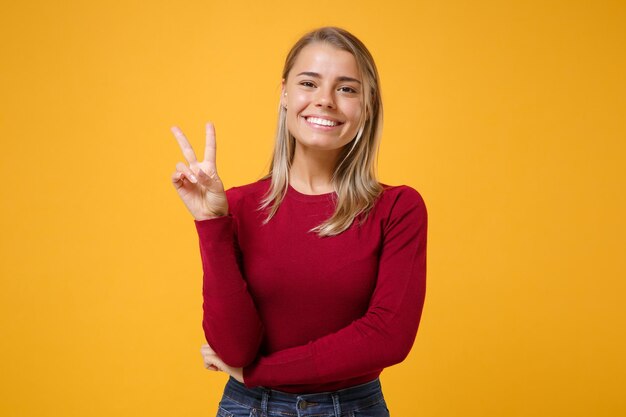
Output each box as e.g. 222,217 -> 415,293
200,343 -> 244,383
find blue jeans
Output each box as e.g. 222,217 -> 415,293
217,377 -> 390,417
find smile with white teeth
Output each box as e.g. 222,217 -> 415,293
305,116 -> 340,127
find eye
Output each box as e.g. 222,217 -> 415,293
299,81 -> 316,88
338,86 -> 358,94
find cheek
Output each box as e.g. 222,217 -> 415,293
346,102 -> 364,130
286,97 -> 312,132
354,106 -> 363,123
290,94 -> 310,113
285,104 -> 302,136
345,98 -> 363,119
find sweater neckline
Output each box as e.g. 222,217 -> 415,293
286,183 -> 336,203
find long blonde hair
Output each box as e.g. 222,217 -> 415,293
260,27 -> 384,236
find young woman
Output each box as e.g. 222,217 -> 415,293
171,27 -> 427,417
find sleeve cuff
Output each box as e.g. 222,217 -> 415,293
194,216 -> 234,243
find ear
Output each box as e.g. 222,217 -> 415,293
280,79 -> 287,108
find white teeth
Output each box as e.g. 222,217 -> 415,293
306,117 -> 338,127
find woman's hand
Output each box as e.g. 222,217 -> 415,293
200,343 -> 244,383
171,122 -> 228,220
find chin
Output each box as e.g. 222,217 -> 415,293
296,139 -> 347,152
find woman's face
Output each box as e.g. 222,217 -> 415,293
282,42 -> 363,154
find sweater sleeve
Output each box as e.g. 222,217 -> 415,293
242,187 -> 427,387
195,199 -> 264,367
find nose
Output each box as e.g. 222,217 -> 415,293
315,87 -> 336,109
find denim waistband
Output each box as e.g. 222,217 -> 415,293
222,376 -> 385,416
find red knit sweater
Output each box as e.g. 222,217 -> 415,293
194,178 -> 427,393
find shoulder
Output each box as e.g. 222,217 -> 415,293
225,178 -> 271,214
370,184 -> 428,242
378,184 -> 427,215
369,184 -> 428,231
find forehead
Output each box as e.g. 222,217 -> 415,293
288,42 -> 360,80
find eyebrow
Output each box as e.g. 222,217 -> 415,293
295,71 -> 362,84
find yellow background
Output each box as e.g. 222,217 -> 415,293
1,0 -> 624,416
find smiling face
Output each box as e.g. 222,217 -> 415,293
281,42 -> 364,155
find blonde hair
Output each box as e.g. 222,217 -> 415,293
260,27 -> 383,236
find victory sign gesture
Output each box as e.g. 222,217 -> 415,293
171,122 -> 228,220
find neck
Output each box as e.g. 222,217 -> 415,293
289,145 -> 341,195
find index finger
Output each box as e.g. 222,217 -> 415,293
204,122 -> 216,164
171,126 -> 198,164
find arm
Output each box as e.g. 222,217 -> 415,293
170,123 -> 264,368
195,212 -> 264,368
242,187 -> 428,387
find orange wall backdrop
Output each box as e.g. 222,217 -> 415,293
1,1 -> 624,416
